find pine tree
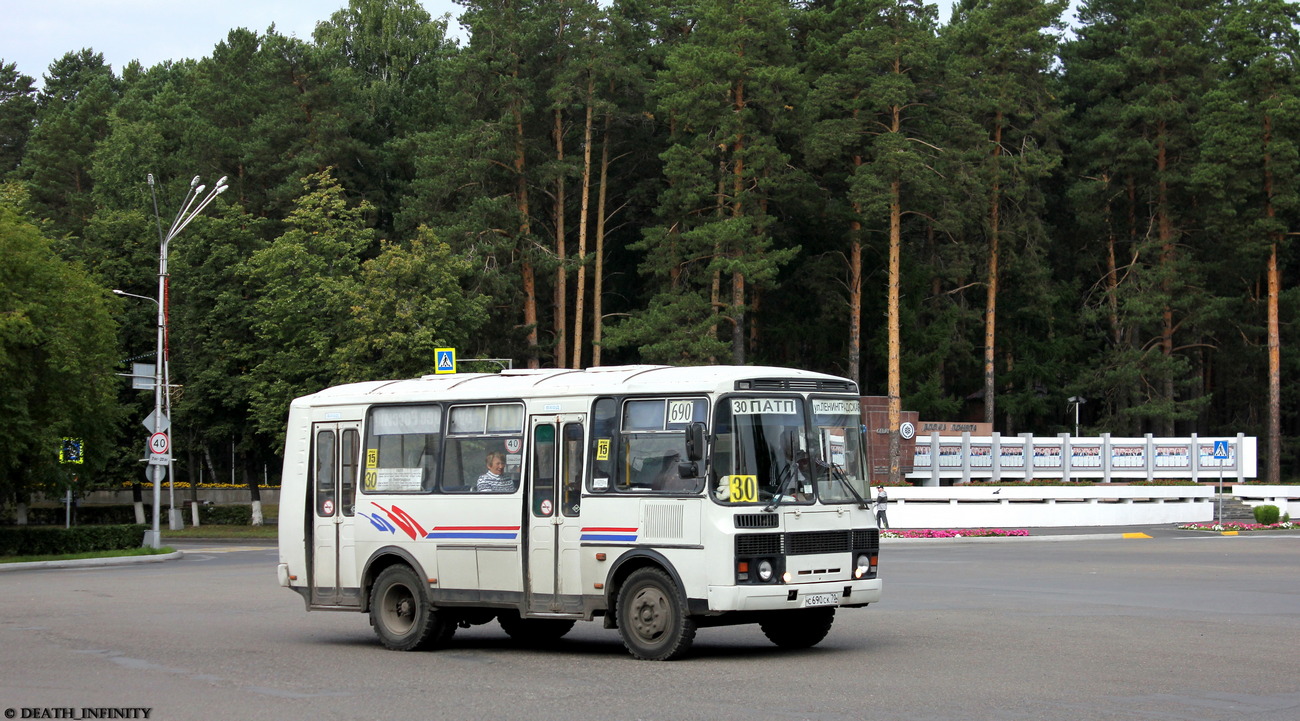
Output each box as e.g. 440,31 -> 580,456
0,61 -> 37,176
20,50 -> 119,236
609,0 -> 803,365
1195,0 -> 1300,482
941,0 -> 1067,429
1062,0 -> 1216,435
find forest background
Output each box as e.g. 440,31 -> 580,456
2,0 -> 1298,508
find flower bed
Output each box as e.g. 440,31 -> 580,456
882,528 -> 1030,539
1177,521 -> 1296,532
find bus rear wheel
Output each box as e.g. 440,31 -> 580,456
498,611 -> 576,645
617,567 -> 696,661
370,565 -> 447,651
759,607 -> 836,649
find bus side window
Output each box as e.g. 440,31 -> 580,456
363,405 -> 442,494
443,403 -> 523,494
314,430 -> 336,516
532,424 -> 555,515
562,422 -> 583,516
340,429 -> 358,516
588,398 -> 617,492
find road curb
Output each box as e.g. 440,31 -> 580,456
0,550 -> 185,572
882,533 -> 1132,545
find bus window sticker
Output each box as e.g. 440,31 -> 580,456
667,400 -> 694,424
596,438 -> 611,461
728,475 -> 758,503
366,448 -> 378,469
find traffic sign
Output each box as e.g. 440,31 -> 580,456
149,432 -> 170,455
148,453 -> 170,466
435,348 -> 457,374
60,437 -> 84,464
142,410 -> 170,433
1212,440 -> 1230,460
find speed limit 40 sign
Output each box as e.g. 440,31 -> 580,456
149,432 -> 170,455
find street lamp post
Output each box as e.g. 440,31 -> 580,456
112,289 -> 166,546
116,173 -> 228,549
1067,396 -> 1086,437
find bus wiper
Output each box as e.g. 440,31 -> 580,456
822,460 -> 870,510
763,465 -> 798,512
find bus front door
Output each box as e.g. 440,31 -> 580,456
525,414 -> 586,615
309,421 -> 361,607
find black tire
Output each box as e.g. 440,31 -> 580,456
617,567 -> 697,661
369,565 -> 447,651
498,610 -> 576,645
759,607 -> 836,649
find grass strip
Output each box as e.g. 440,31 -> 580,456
1,546 -> 177,564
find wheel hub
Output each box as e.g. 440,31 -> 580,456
629,587 -> 668,639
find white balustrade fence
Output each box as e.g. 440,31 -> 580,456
906,432 -> 1256,485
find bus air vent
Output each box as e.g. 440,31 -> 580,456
734,514 -> 780,529
739,378 -> 858,393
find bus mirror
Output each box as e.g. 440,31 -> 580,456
677,461 -> 699,479
685,422 -> 705,462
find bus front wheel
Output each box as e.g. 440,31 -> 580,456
617,567 -> 696,661
759,607 -> 836,649
369,565 -> 447,651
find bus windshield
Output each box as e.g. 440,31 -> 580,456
709,396 -> 868,506
808,398 -> 870,503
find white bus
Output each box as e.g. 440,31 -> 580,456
277,365 -> 882,660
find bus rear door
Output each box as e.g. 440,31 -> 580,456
525,414 -> 586,615
309,421 -> 361,607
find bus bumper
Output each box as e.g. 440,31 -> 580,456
705,578 -> 882,612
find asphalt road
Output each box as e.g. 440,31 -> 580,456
1,531 -> 1297,721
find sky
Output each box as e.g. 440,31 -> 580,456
0,1 -> 464,84
1,1 -> 973,88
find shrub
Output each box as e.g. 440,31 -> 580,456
22,505 -> 150,526
199,504 -> 253,525
0,525 -> 147,556
1253,505 -> 1281,525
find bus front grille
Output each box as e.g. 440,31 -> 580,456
786,530 -> 851,555
735,533 -> 783,556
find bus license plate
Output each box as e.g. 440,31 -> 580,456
801,592 -> 839,608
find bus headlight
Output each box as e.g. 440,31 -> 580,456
855,553 -> 872,579
757,559 -> 774,582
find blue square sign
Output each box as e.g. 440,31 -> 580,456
1212,440 -> 1230,460
435,348 -> 456,374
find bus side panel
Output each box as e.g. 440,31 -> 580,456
278,403 -> 312,590
352,495 -> 524,599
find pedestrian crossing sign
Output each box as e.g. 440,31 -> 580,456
435,348 -> 457,374
1212,440 -> 1230,460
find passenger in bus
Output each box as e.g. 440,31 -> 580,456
474,451 -> 515,493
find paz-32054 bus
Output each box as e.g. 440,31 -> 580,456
277,365 -> 882,660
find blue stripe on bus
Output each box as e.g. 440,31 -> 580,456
427,532 -> 519,540
580,533 -> 638,542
